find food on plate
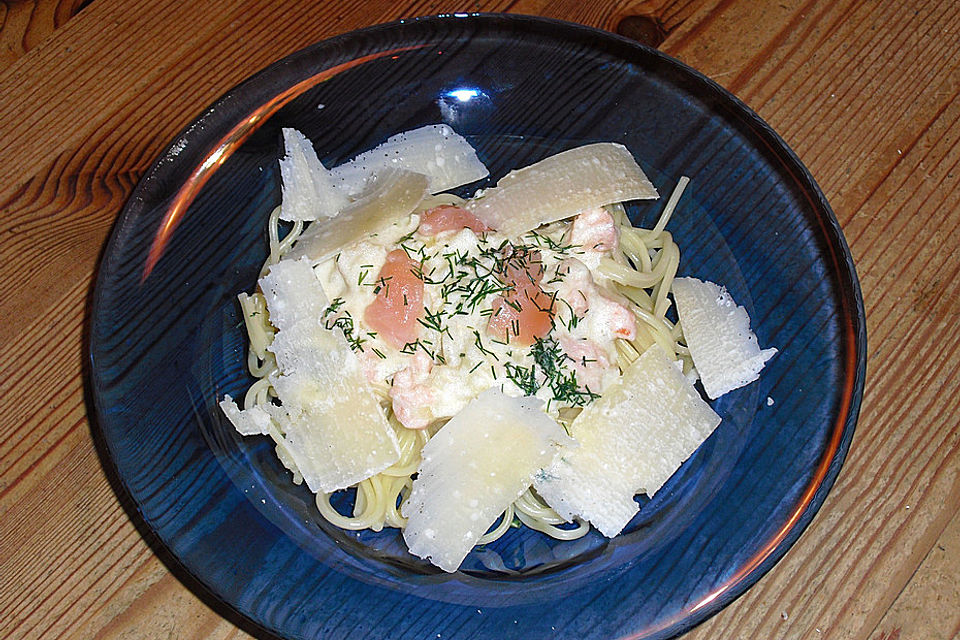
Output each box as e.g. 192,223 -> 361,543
534,344 -> 721,537
672,277 -> 778,399
402,389 -> 573,572
219,124 -> 776,571
463,142 -> 657,236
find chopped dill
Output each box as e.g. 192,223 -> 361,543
525,229 -> 576,253
324,310 -> 366,351
357,265 -> 373,286
558,299 -> 580,329
371,275 -> 391,295
531,337 -> 567,378
473,331 -> 498,360
322,297 -> 346,318
505,362 -> 538,395
418,307 -> 452,337
400,338 -> 442,362
548,369 -> 599,406
491,336 -> 601,408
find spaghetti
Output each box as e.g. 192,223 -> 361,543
234,178 -> 691,545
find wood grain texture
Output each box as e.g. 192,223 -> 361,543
0,0 -> 957,639
873,506 -> 960,640
664,2 -> 960,638
0,0 -> 86,70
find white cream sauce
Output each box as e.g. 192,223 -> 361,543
313,206 -> 636,429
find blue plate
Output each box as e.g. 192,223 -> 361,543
90,14 -> 866,640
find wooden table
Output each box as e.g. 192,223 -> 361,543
2,1 -> 958,638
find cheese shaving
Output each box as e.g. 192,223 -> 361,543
402,389 -> 571,572
465,142 -> 658,236
535,344 -> 721,537
673,277 -> 777,399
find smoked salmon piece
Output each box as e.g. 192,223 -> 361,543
418,205 -> 490,236
488,248 -> 554,344
364,249 -> 424,349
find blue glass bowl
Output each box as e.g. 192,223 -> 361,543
89,14 -> 865,640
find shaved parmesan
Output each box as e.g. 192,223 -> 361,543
265,320 -> 400,493
258,257 -> 328,332
465,143 -> 658,236
673,277 -> 777,399
535,344 -> 721,537
279,128 -> 348,221
285,168 -> 428,263
402,389 -> 571,572
225,130 -> 779,561
330,124 -> 489,197
219,395 -> 272,436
